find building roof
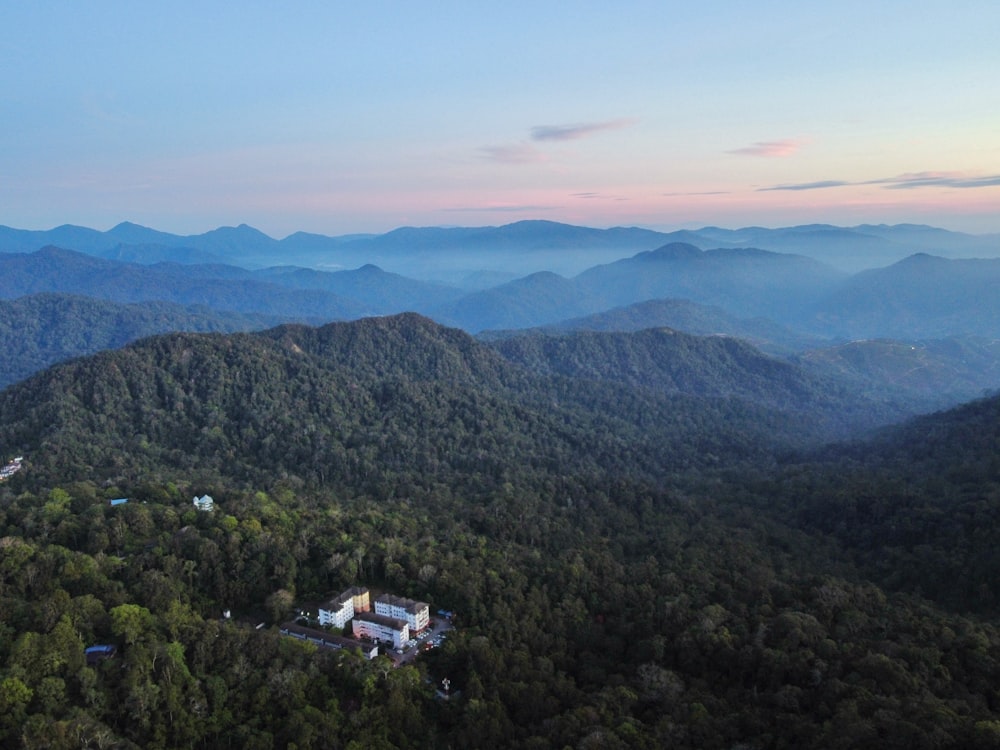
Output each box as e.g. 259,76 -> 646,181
279,624 -> 377,656
322,586 -> 370,611
375,593 -> 429,614
84,644 -> 117,664
326,591 -> 354,609
84,644 -> 117,655
326,586 -> 368,607
355,611 -> 408,630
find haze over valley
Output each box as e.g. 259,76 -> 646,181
3,219 -> 999,416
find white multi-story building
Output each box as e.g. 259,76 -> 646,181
318,586 -> 370,629
352,612 -> 410,650
318,591 -> 355,629
374,594 -> 429,633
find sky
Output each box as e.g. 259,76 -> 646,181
2,1 -> 999,238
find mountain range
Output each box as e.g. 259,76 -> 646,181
7,238 -> 1000,340
4,227 -> 1000,410
2,219 -> 997,279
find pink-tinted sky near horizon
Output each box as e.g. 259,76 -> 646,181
1,1 -> 998,238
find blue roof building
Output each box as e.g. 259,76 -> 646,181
85,644 -> 117,665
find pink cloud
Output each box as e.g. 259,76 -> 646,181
728,139 -> 802,157
571,191 -> 629,202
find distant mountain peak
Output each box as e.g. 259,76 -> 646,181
896,252 -> 946,266
208,223 -> 272,238
640,242 -> 703,260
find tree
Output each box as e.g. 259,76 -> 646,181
0,677 -> 33,741
265,588 -> 295,624
110,603 -> 153,645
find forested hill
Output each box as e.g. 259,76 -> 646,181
485,327 -> 911,436
0,313 -> 805,491
748,390 -> 1000,616
0,293 -> 282,389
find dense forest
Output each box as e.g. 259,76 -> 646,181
484,328 -> 917,437
3,314 -> 1000,748
0,293 -> 283,390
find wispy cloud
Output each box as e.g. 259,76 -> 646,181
759,180 -> 851,192
480,118 -> 635,165
759,172 -> 1000,192
479,143 -> 547,164
444,204 -> 557,213
879,172 -> 1000,190
728,139 -> 802,157
530,118 -> 637,142
572,191 -> 629,201
662,190 -> 732,196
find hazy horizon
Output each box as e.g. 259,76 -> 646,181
4,216 -> 1000,244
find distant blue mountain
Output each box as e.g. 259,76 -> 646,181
5,236 -> 1000,409
432,271 -> 586,332
500,298 -> 824,355
811,254 -> 1000,338
573,243 -> 845,322
427,242 -> 845,333
0,247 -> 365,320
5,219 -> 994,279
654,224 -> 1000,271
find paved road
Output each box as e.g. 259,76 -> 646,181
390,616 -> 453,666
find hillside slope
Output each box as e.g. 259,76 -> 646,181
0,314 -> 806,490
486,328 -> 910,436
0,293 -> 280,389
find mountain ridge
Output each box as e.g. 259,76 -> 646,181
0,313 -> 809,490
3,219 -> 997,277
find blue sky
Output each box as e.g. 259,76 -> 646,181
2,1 -> 999,237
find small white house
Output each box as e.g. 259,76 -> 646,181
193,494 -> 214,512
